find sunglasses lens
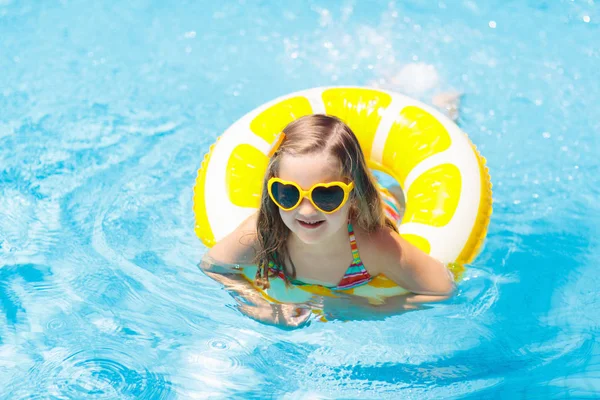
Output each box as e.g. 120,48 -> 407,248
271,181 -> 300,209
312,185 -> 345,212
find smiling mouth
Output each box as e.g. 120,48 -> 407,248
297,219 -> 325,229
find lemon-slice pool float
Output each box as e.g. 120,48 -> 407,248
194,87 -> 492,304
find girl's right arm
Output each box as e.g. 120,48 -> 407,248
200,264 -> 310,329
202,212 -> 262,308
202,213 -> 310,329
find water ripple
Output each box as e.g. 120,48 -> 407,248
0,178 -> 61,265
31,348 -> 172,399
161,328 -> 269,396
46,318 -> 65,331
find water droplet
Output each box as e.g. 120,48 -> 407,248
210,340 -> 228,350
47,319 -> 65,330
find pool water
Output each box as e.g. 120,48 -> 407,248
1,0 -> 599,398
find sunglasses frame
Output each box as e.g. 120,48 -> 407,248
267,177 -> 354,214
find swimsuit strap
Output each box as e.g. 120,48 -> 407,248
347,222 -> 362,265
335,223 -> 372,290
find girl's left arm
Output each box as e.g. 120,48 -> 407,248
373,228 -> 456,296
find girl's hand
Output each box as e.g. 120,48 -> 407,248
238,301 -> 311,330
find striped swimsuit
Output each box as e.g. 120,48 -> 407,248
268,223 -> 372,291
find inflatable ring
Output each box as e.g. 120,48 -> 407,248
194,87 -> 492,304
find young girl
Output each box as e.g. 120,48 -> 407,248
203,114 -> 455,328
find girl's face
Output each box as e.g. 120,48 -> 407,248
275,152 -> 351,244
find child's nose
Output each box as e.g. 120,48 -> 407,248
297,197 -> 319,215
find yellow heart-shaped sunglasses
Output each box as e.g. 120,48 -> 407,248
267,178 -> 354,214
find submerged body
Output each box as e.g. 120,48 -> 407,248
204,123 -> 456,327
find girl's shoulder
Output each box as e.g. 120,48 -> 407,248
354,223 -> 455,295
206,212 -> 260,265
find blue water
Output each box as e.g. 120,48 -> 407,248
1,0 -> 599,398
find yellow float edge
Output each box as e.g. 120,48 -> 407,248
456,140 -> 493,266
192,139 -> 218,247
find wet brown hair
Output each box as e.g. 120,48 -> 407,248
253,114 -> 397,289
